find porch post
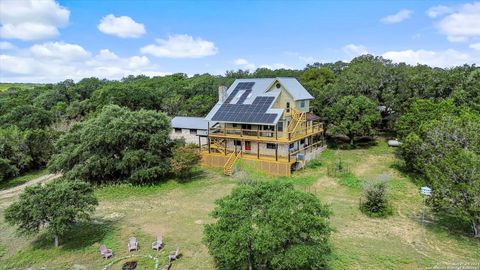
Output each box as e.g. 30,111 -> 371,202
224,139 -> 227,155
257,142 -> 260,159
207,122 -> 211,153
198,136 -> 201,150
288,146 -> 290,162
275,143 -> 278,161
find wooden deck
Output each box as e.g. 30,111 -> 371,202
200,151 -> 295,177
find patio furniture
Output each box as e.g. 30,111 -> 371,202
100,244 -> 113,259
128,236 -> 138,252
152,235 -> 163,251
168,247 -> 180,262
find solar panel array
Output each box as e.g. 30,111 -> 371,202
212,82 -> 279,124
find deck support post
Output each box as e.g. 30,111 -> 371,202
225,139 -> 227,155
257,142 -> 260,159
288,146 -> 290,162
207,122 -> 211,154
198,136 -> 201,151
275,144 -> 278,161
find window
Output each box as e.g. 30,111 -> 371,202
232,123 -> 238,128
286,102 -> 290,108
234,140 -> 242,146
266,143 -> 276,149
300,101 -> 305,108
242,124 -> 252,130
289,143 -> 294,149
300,139 -> 305,144
174,128 -> 182,133
277,122 -> 283,132
190,129 -> 197,135
245,141 -> 251,150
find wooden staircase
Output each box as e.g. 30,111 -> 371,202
287,108 -> 306,134
210,138 -> 226,153
224,150 -> 241,176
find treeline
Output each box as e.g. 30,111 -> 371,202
0,55 -> 478,184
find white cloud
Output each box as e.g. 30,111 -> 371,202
284,51 -> 316,63
0,0 -> 69,40
30,42 -> 90,62
470,43 -> 480,50
434,2 -> 480,42
141,34 -> 218,58
382,49 -> 478,67
97,14 -> 146,38
233,58 -> 256,70
381,9 -> 412,24
234,58 -> 249,65
0,41 -> 16,50
260,63 -> 291,69
427,5 -> 453,18
343,44 -> 369,58
0,44 -> 168,83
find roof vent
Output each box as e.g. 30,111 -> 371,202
275,83 -> 281,89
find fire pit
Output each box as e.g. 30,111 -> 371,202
122,261 -> 137,270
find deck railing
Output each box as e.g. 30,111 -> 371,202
208,122 -> 323,142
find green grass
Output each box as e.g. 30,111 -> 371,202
0,83 -> 40,92
0,169 -> 49,190
1,140 -> 479,269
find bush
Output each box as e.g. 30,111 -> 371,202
360,181 -> 392,217
170,144 -> 201,180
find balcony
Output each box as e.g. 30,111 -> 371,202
208,122 -> 324,143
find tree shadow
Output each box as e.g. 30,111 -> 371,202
388,160 -> 426,186
31,219 -> 117,251
326,136 -> 377,150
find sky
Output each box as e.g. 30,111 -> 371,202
0,0 -> 479,83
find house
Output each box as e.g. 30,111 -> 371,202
200,78 -> 325,176
170,116 -> 210,145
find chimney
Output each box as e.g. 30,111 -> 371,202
218,85 -> 227,102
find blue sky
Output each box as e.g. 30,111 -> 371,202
0,0 -> 479,82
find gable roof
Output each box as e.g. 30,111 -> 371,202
276,77 -> 314,100
204,77 -> 313,125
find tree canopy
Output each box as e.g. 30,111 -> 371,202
204,181 -> 331,270
48,105 -> 174,184
4,180 -> 98,247
325,95 -> 380,145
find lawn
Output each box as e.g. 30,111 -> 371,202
0,140 -> 479,269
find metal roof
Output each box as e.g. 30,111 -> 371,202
204,77 -> 313,125
276,77 -> 314,100
171,116 -> 210,130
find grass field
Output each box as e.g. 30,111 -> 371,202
0,83 -> 40,92
0,140 -> 479,269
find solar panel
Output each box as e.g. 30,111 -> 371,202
212,81 -> 278,124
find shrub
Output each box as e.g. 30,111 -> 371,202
170,144 -> 201,180
360,181 -> 392,217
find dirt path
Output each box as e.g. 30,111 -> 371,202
0,173 -> 62,200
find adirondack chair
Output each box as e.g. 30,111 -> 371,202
99,245 -> 113,259
152,235 -> 163,251
168,247 -> 180,262
128,236 -> 138,252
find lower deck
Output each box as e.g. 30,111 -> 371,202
200,141 -> 326,177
